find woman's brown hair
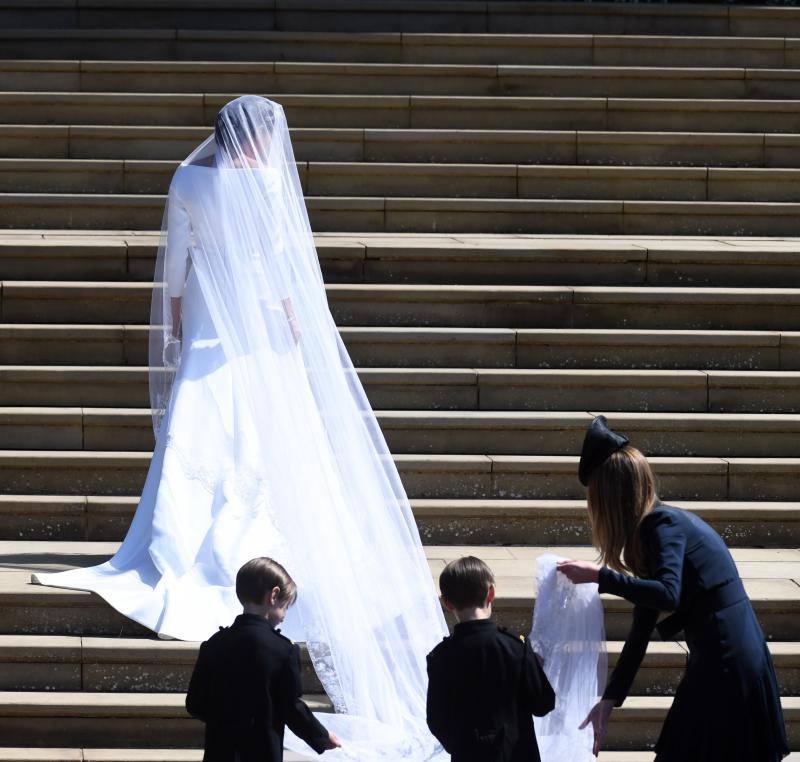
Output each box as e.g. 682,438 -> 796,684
587,445 -> 659,577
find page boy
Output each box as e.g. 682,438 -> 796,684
186,557 -> 341,762
426,556 -> 555,762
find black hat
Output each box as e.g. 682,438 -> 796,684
578,415 -> 629,487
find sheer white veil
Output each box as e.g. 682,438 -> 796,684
530,554 -> 608,762
149,95 -> 449,760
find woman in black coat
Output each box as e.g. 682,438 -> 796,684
557,416 -> 789,761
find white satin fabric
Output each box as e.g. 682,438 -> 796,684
34,96 -> 449,761
530,554 -> 608,762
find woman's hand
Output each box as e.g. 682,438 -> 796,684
324,731 -> 342,750
580,698 -> 614,756
557,559 -> 601,585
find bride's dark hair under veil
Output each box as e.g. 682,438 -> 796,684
214,95 -> 276,159
149,95 -> 452,759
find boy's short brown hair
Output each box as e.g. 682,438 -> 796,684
439,556 -> 495,610
236,557 -> 298,607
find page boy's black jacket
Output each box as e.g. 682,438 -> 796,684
186,613 -> 329,762
426,619 -> 555,762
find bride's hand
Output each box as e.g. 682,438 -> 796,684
579,698 -> 614,756
162,335 -> 182,368
557,560 -> 601,584
281,297 -> 301,344
287,315 -> 301,345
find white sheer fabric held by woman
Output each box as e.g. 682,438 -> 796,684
530,554 -> 607,762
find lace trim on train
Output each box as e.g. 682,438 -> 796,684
164,433 -> 281,511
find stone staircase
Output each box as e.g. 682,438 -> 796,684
1,1 -> 800,760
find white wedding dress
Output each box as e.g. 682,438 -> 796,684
34,164 -> 310,641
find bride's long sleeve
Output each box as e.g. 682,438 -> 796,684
164,180 -> 191,300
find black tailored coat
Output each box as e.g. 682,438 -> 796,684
186,613 -> 329,762
600,504 -> 789,762
426,618 -> 555,762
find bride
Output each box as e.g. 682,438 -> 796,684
33,95 -> 450,758
34,94 -> 607,760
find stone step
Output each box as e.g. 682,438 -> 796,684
0,691 -> 795,750
0,632 -> 797,697
0,31 -> 797,68
12,159 -> 800,203
0,691 -> 245,748
1,0 -> 799,37
515,328 -> 799,371
9,60 -> 800,100
3,366 -> 800,414
7,126 -> 800,169
4,193 -> 800,235
0,234 -> 370,283
3,408 -> 800,457
2,451 -> 796,502
4,281 -> 800,331
1,324 -> 796,371
4,234 -> 800,289
2,555 -> 800,640
1,494 -> 797,547
14,541 -> 792,579
0,324 -> 525,368
11,92 -> 800,134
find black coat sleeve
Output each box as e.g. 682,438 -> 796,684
598,509 -> 687,707
521,643 -> 556,717
598,510 -> 687,612
186,641 -> 212,722
426,651 -> 452,753
278,643 -> 330,754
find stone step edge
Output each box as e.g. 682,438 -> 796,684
0,634 -> 796,664
15,59 -> 800,76
0,451 -> 798,469
13,92 -> 800,111
0,28 -> 799,46
0,494 -> 794,517
17,57 -> 800,78
3,231 -> 796,244
5,578 -> 797,612
17,157 -> 800,176
1,322 -> 797,335
7,280 -> 800,298
5,408 -> 800,424
9,195 -> 800,225
1,364 -> 799,384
